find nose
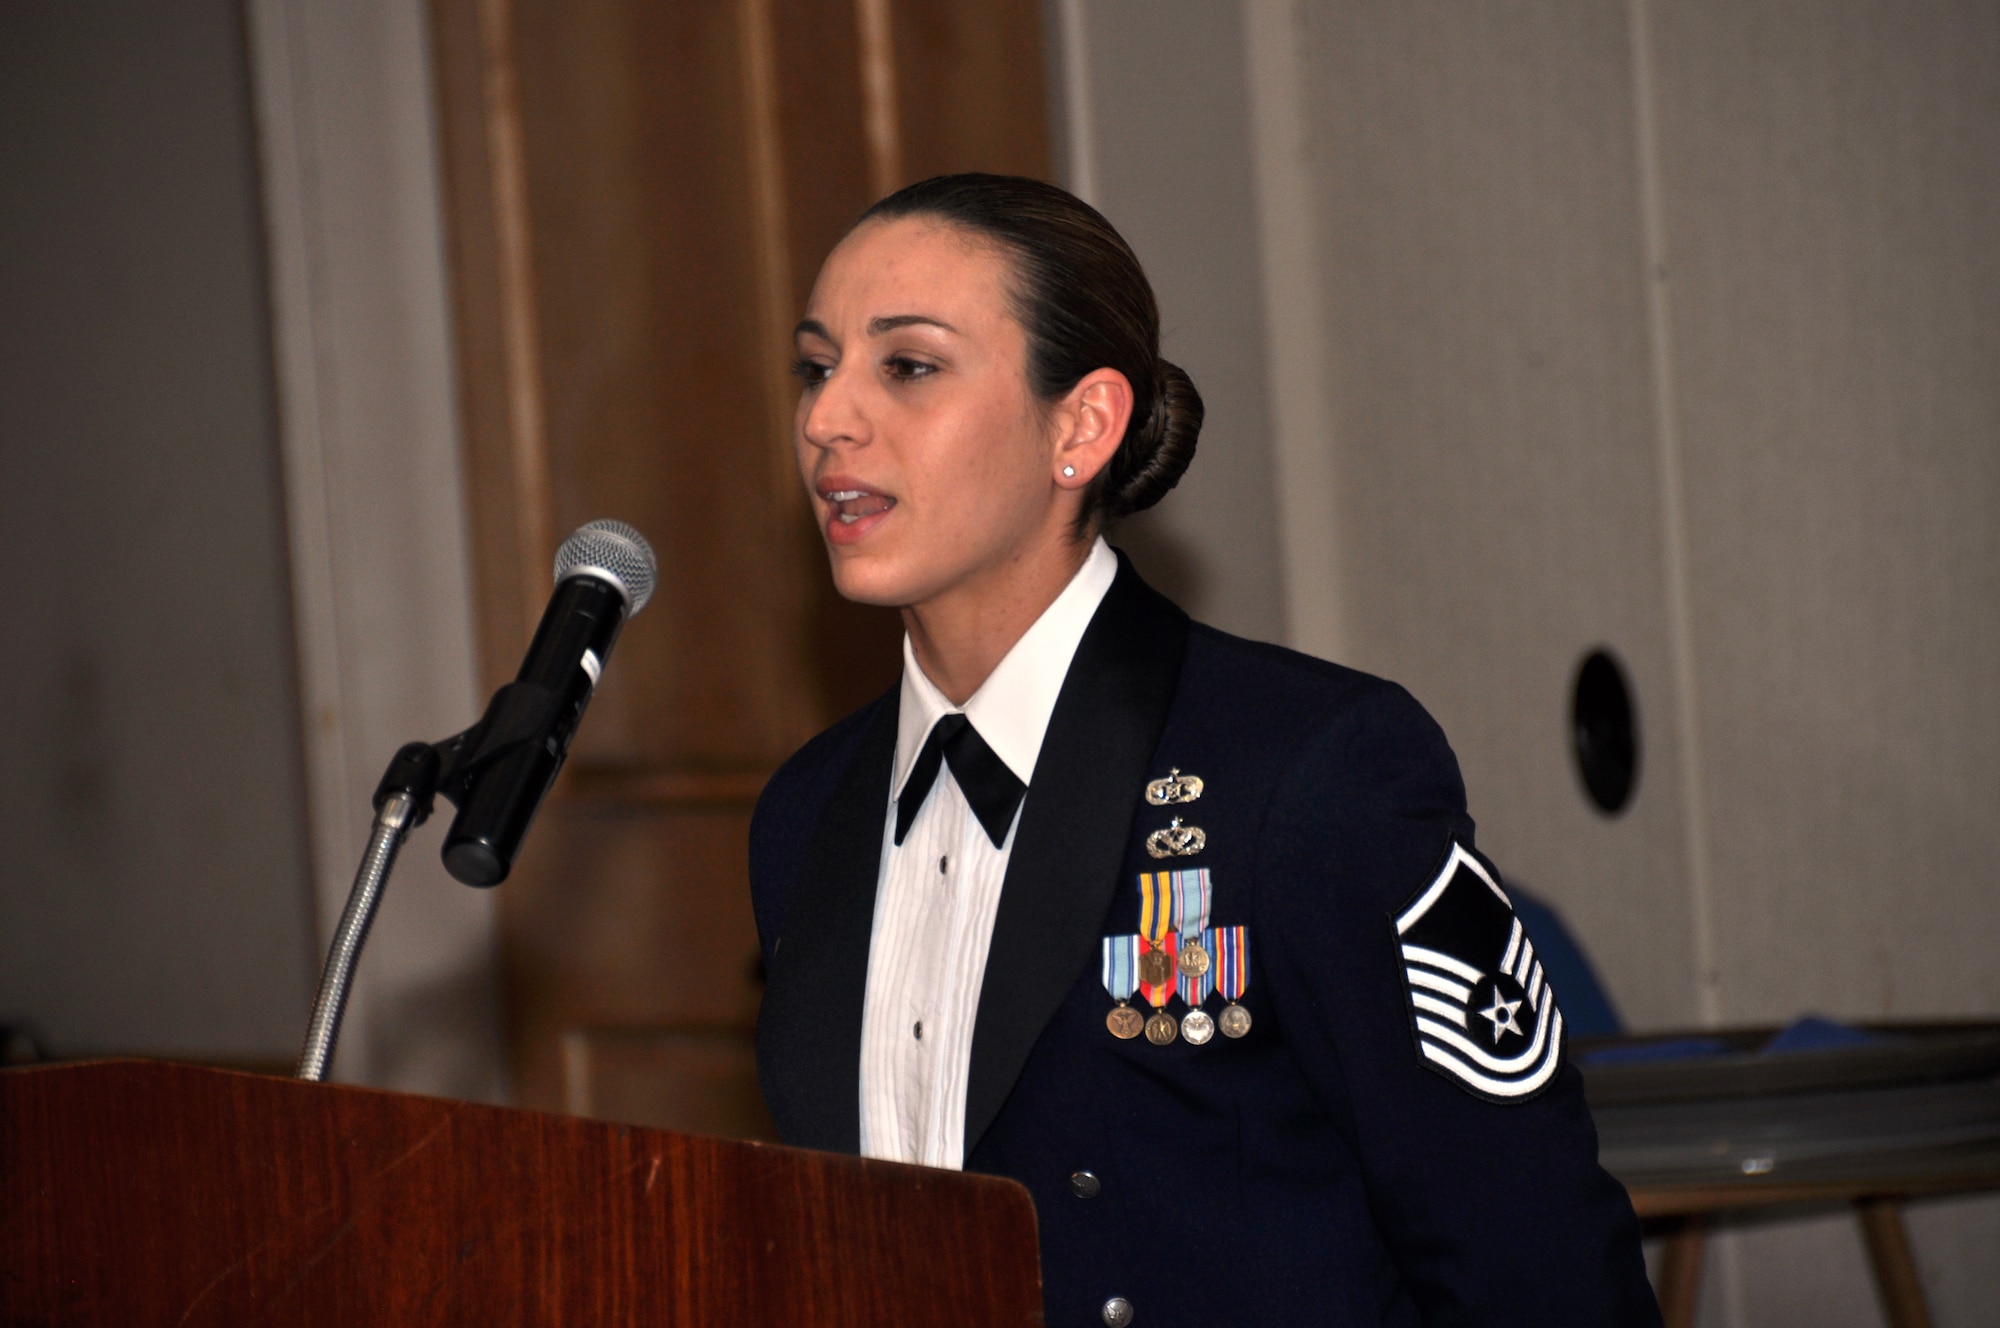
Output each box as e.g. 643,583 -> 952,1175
799,359 -> 868,455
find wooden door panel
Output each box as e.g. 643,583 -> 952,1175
431,0 -> 1049,1131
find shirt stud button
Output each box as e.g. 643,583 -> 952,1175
1101,1296 -> 1134,1326
1069,1169 -> 1101,1199
939,855 -> 948,874
913,1021 -> 923,1041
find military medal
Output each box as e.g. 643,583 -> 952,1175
1215,925 -> 1252,1037
1145,815 -> 1207,860
1136,874 -> 1179,1044
1137,872 -> 1179,988
1141,943 -> 1180,1045
1178,929 -> 1217,1044
1101,935 -> 1145,1039
1167,868 -> 1213,978
1145,767 -> 1205,806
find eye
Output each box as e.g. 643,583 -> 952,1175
884,355 -> 937,382
790,357 -> 833,388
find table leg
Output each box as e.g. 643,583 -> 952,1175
1856,1198 -> 1933,1328
1654,1215 -> 1709,1328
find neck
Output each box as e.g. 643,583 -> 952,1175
903,533 -> 1095,706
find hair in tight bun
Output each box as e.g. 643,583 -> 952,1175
1102,356 -> 1202,518
858,174 -> 1202,527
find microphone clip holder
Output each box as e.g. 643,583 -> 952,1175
294,685 -> 561,1082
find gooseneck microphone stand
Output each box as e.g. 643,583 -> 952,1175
293,637 -> 615,1080
295,793 -> 418,1082
293,663 -> 567,1080
294,518 -> 656,1083
292,669 -> 564,1080
296,744 -> 443,1081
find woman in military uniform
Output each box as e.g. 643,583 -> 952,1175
752,173 -> 1659,1327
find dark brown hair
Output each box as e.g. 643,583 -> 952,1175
858,173 -> 1202,527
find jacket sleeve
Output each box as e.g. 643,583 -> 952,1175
1256,680 -> 1661,1327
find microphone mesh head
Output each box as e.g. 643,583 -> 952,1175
554,519 -> 658,614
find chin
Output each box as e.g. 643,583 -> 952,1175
826,549 -> 925,608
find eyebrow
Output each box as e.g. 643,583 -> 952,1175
792,314 -> 959,342
868,314 -> 958,335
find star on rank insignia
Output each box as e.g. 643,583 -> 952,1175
1394,841 -> 1563,1103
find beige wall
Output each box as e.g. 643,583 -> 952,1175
1290,0 -> 1706,1032
1652,0 -> 2000,1029
1050,0 -> 1289,643
1061,1 -> 2000,1323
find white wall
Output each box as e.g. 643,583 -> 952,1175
1055,2 -> 2000,1324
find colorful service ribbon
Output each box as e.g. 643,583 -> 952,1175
1101,934 -> 1140,1003
1139,868 -> 1214,939
1214,925 -> 1249,1001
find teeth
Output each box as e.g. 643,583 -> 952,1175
822,487 -> 895,528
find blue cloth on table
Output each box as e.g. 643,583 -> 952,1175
1760,1015 -> 1886,1055
1577,1016 -> 1889,1067
1581,1036 -> 1730,1066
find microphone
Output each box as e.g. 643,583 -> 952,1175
437,519 -> 658,886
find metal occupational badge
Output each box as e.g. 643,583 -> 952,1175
1145,816 -> 1207,859
1145,767 -> 1205,806
1395,842 -> 1563,1103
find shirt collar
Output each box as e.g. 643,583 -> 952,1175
892,537 -> 1119,799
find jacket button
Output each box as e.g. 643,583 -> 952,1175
1102,1296 -> 1134,1326
1069,1169 -> 1102,1199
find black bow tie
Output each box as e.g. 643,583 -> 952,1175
895,712 -> 1027,848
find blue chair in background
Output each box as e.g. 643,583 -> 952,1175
1505,884 -> 1623,1039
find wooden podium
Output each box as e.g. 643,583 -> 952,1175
0,1060 -> 1043,1325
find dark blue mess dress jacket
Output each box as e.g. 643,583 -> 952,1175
751,553 -> 1660,1327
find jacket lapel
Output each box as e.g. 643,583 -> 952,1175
755,695 -> 897,1153
964,556 -> 1189,1150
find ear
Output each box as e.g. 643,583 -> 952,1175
1051,368 -> 1133,489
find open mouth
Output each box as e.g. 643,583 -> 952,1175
821,488 -> 896,525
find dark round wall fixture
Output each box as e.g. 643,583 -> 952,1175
1571,649 -> 1639,815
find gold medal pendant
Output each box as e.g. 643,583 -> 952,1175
1181,1007 -> 1215,1045
1138,944 -> 1175,988
1144,1008 -> 1179,1046
1219,1002 -> 1253,1038
1106,1003 -> 1145,1039
1177,939 -> 1211,979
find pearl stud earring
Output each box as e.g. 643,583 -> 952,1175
1062,465 -> 1076,478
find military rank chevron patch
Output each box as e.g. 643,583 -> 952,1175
1395,841 -> 1564,1103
